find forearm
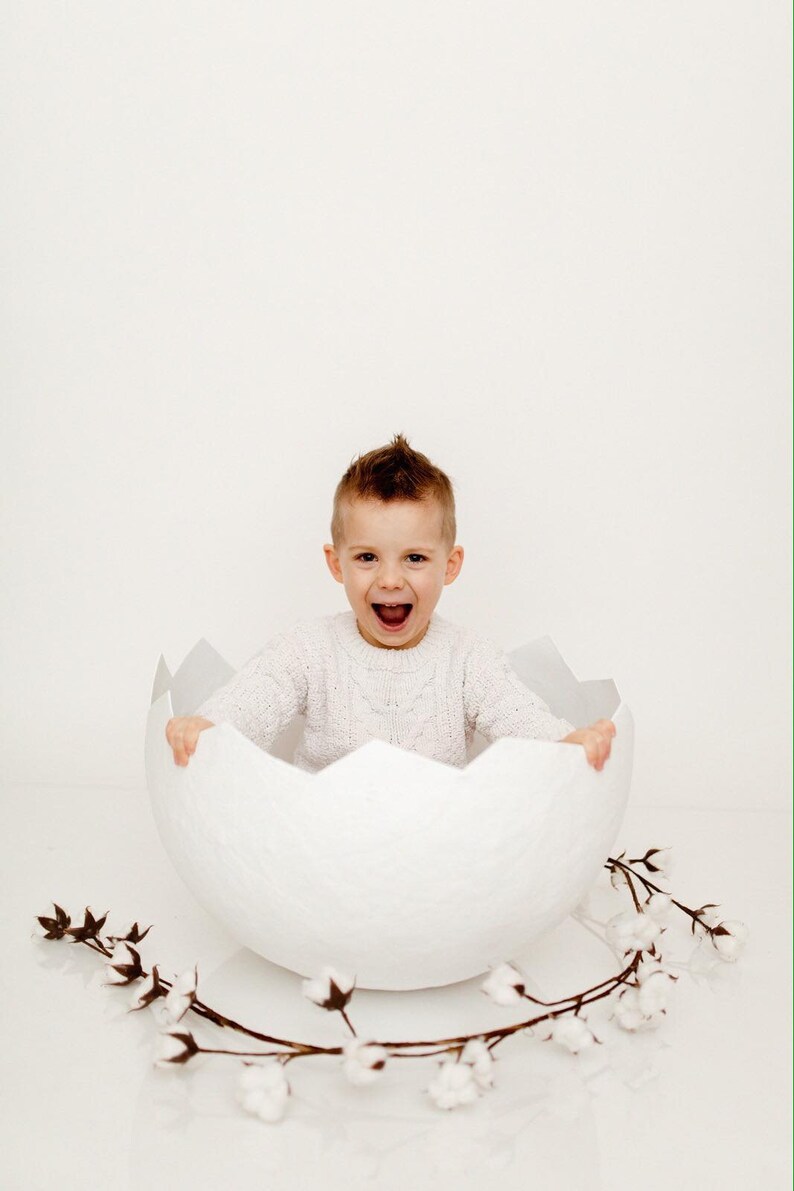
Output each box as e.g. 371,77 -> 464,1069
465,636 -> 574,743
475,681 -> 574,744
195,646 -> 307,751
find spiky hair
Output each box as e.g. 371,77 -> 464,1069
330,433 -> 456,547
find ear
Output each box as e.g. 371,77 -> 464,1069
323,543 -> 344,584
443,545 -> 464,586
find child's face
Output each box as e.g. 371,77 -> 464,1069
323,497 -> 464,649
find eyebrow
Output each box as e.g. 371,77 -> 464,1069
347,545 -> 436,553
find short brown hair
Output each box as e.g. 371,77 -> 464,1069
331,433 -> 456,548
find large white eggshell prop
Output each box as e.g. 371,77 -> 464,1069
145,637 -> 633,990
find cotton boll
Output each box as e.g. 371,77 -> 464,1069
481,962 -> 526,1005
427,1061 -> 480,1110
636,954 -> 676,984
551,1015 -> 598,1053
129,965 -> 165,1012
613,987 -> 646,1032
342,1039 -> 388,1086
236,1062 -> 290,1123
637,971 -> 673,1017
163,965 -> 198,1023
460,1039 -> 495,1090
612,983 -> 667,1032
645,892 -> 673,925
606,910 -> 661,957
302,966 -> 355,1009
154,1026 -> 198,1066
710,920 -> 749,962
103,941 -> 144,987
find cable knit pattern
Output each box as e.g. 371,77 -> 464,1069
195,611 -> 575,773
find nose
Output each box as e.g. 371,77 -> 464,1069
377,563 -> 404,592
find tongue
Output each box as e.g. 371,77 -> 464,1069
378,604 -> 409,626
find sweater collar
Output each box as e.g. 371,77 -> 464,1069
333,610 -> 448,671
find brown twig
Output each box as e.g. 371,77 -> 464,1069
35,849 -> 710,1068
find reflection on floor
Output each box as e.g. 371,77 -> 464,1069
7,788 -> 792,1191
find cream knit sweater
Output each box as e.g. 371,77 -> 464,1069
195,611 -> 575,773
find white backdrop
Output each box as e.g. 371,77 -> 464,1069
2,2 -> 791,808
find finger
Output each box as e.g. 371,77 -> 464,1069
594,719 -> 616,737
167,719 -> 190,747
171,733 -> 188,766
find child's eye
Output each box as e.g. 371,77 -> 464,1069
407,554 -> 427,564
355,553 -> 376,563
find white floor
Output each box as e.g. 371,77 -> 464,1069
2,784 -> 790,1191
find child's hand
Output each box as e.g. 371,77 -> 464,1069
561,718 -> 616,771
165,716 -> 215,767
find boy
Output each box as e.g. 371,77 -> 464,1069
166,435 -> 615,771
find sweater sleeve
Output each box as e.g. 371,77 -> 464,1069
463,633 -> 575,743
194,624 -> 309,752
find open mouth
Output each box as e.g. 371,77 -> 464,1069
372,603 -> 413,631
